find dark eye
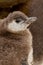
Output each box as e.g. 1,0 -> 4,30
16,19 -> 20,23
16,18 -> 23,23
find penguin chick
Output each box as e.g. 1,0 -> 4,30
6,11 -> 37,33
0,11 -> 37,65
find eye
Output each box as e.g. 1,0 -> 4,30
16,18 -> 23,23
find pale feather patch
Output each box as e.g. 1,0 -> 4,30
27,48 -> 33,65
7,20 -> 27,32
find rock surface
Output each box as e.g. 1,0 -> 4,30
0,0 -> 27,8
0,0 -> 30,18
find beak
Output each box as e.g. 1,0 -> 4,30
25,17 -> 37,24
